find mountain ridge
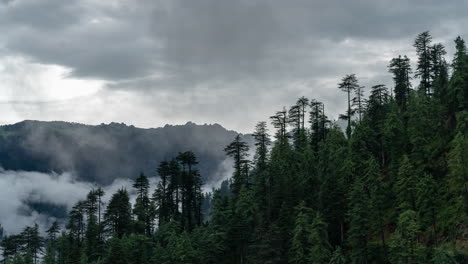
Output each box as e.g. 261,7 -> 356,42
0,120 -> 252,186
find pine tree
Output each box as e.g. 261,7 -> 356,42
270,107 -> 289,144
252,121 -> 271,222
154,160 -> 172,226
68,200 -> 86,247
416,173 -> 439,245
448,36 -> 468,117
367,85 -> 389,123
224,135 -> 250,196
317,126 -> 348,246
133,173 -> 154,236
173,232 -> 196,264
177,151 -> 203,231
19,224 -> 43,264
389,55 -> 412,110
106,237 -> 127,264
253,121 -> 270,172
365,157 -> 389,260
11,253 -> 25,264
414,31 -> 433,95
309,99 -> 328,151
232,187 -> 257,264
366,85 -> 390,167
307,212 -> 331,264
126,234 -> 153,264
289,97 -> 309,150
441,131 -> 468,240
43,221 -> 60,264
352,85 -> 366,122
1,235 -> 22,261
347,177 -> 370,264
390,210 -> 420,264
167,158 -> 182,222
94,187 -> 105,259
84,190 -> 100,261
382,102 -> 406,173
395,155 -> 419,211
104,189 -> 132,238
289,202 -> 313,264
430,43 -> 447,91
338,74 -> 360,138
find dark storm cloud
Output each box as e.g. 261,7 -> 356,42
0,0 -> 467,131
0,0 -> 81,30
0,0 -> 159,80
156,0 -> 279,79
1,0 -> 466,83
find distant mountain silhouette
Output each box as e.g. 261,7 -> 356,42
0,120 -> 252,185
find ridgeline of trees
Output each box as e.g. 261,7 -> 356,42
1,31 -> 467,264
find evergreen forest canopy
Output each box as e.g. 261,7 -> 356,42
1,31 -> 467,264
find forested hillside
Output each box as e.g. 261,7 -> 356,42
0,121 -> 250,185
1,31 -> 467,263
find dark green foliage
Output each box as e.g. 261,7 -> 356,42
395,155 -> 419,211
347,177 -> 370,264
288,202 -> 314,264
390,210 -> 420,264
106,237 -> 127,264
329,247 -> 347,264
317,126 -> 348,246
308,212 -> 331,263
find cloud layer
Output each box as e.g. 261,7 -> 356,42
0,0 -> 467,132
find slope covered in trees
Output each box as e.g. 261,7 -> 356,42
0,121 -> 252,185
1,31 -> 467,264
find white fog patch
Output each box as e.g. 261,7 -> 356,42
203,157 -> 234,193
0,168 -> 158,235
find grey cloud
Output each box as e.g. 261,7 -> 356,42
0,0 -> 82,30
0,0 -> 467,132
1,0 -> 158,80
0,0 -> 13,5
157,0 -> 278,79
2,0 -> 466,83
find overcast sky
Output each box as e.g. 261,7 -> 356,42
0,0 -> 467,133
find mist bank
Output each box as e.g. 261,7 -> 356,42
0,120 -> 252,185
0,120 -> 246,234
0,168 -> 152,235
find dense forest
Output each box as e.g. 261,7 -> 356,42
1,31 -> 467,263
